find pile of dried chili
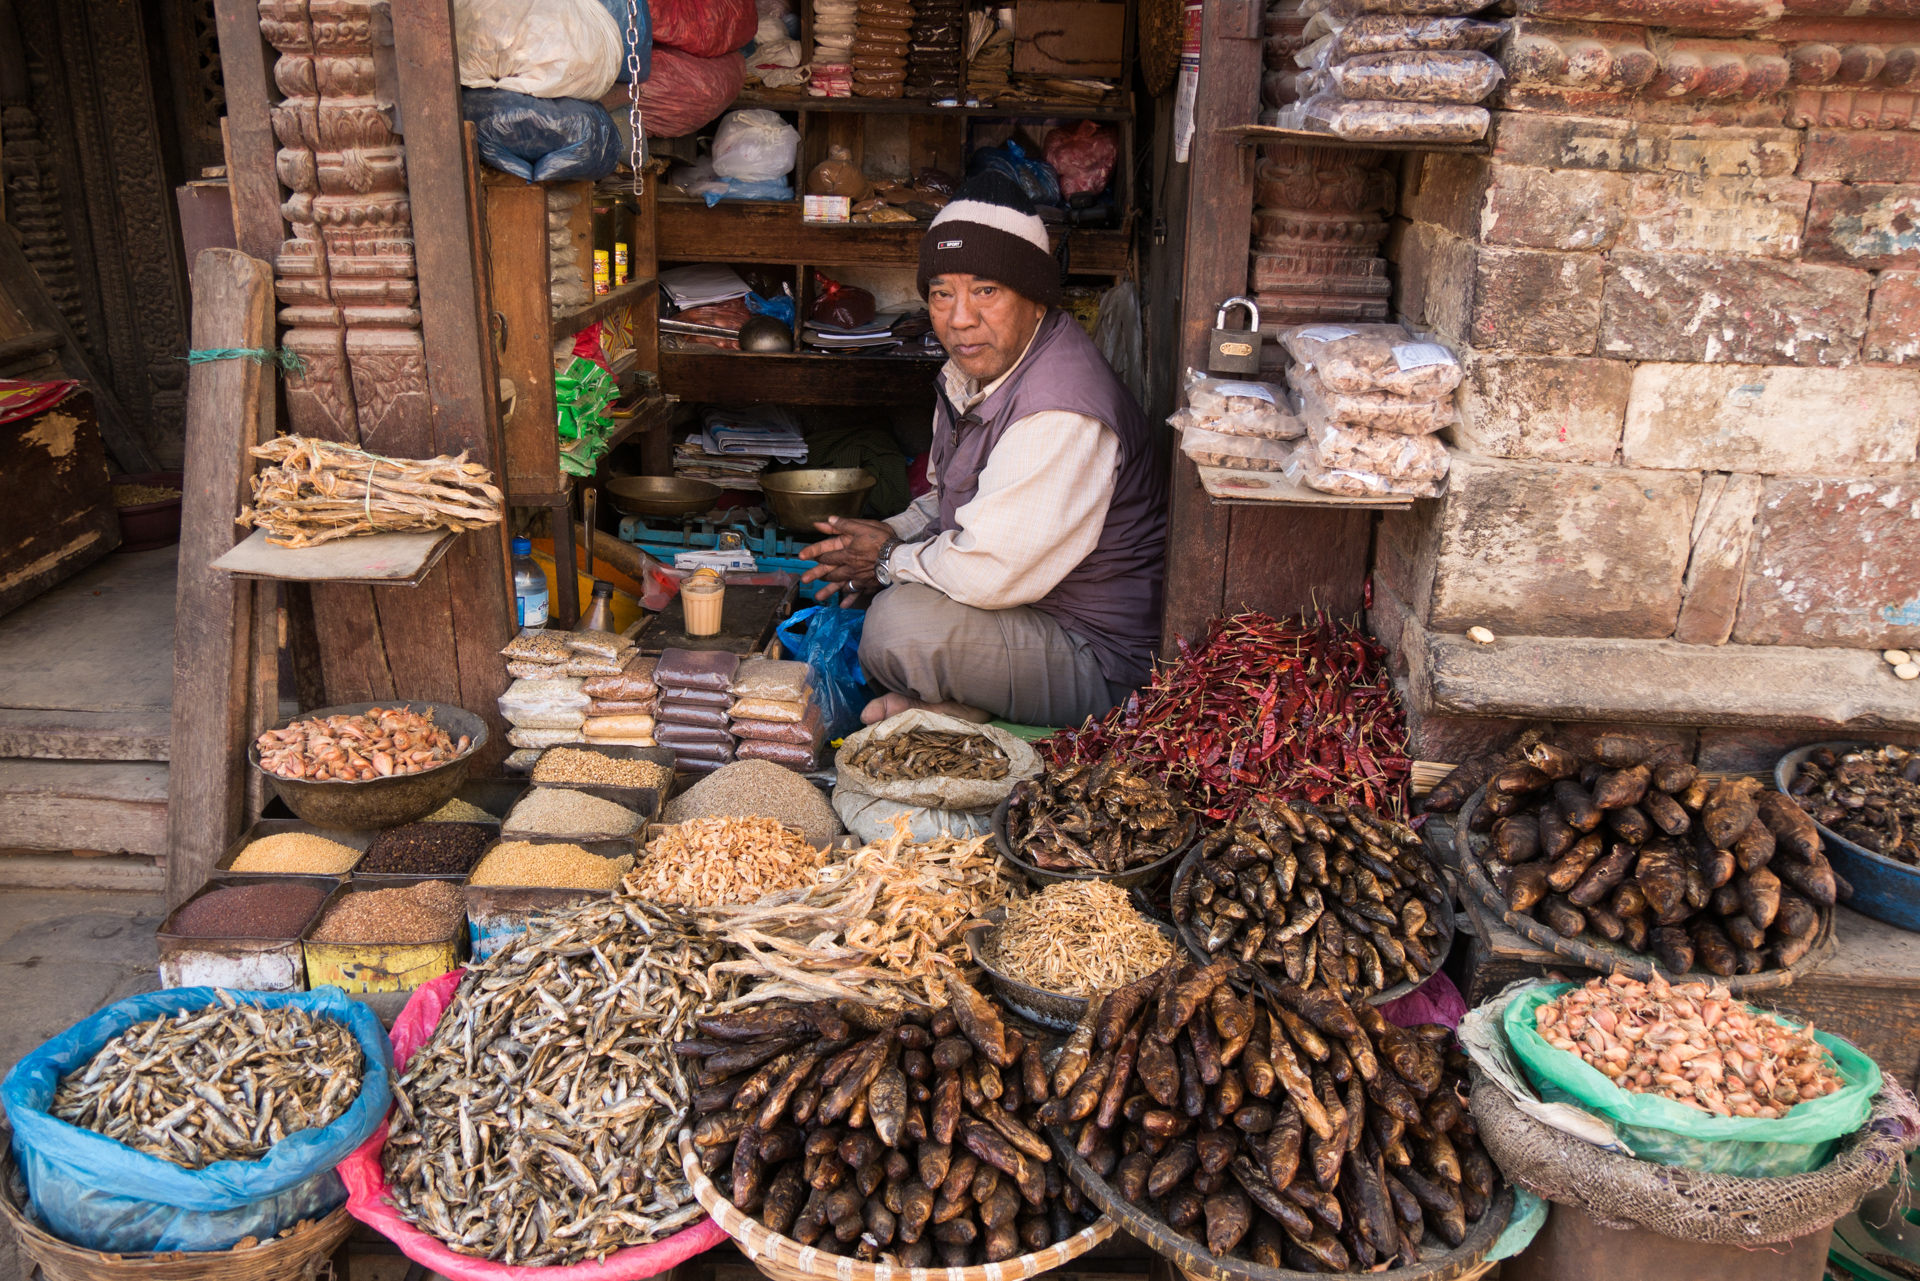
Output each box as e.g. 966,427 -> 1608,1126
1044,610 -> 1412,820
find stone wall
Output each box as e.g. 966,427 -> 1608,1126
1366,4 -> 1920,758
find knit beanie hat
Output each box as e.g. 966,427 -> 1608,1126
917,171 -> 1064,308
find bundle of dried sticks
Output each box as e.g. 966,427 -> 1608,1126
238,435 -> 504,548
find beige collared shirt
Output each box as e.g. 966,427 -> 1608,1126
881,326 -> 1120,610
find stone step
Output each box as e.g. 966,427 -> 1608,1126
0,759 -> 168,857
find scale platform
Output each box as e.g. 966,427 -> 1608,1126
618,512 -> 819,577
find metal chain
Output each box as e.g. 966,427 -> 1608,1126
625,0 -> 645,195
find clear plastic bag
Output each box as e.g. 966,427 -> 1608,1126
1177,370 -> 1305,439
1336,14 -> 1507,54
1307,418 -> 1451,478
730,695 -> 810,723
500,628 -> 572,664
661,686 -> 734,710
1179,421 -> 1295,471
566,629 -> 632,659
507,726 -> 587,749
732,658 -> 813,701
712,109 -> 801,181
583,713 -> 656,737
1287,93 -> 1490,141
736,739 -> 818,770
1277,323 -> 1463,397
654,647 -> 741,692
1284,444 -> 1447,498
497,677 -> 589,729
560,655 -> 627,678
508,659 -> 561,680
1326,49 -> 1503,102
733,704 -> 826,746
1043,121 -> 1119,199
1332,0 -> 1494,16
590,698 -> 657,716
581,654 -> 658,701
657,704 -> 732,731
1290,366 -> 1454,434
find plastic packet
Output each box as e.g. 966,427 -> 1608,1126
1326,49 -> 1503,102
507,726 -> 587,749
508,659 -> 561,680
560,655 -> 627,678
583,713 -> 657,737
1176,371 -> 1304,440
659,724 -> 737,751
737,740 -> 819,770
1306,419 -> 1451,479
654,647 -> 740,692
732,658 -> 813,701
504,747 -> 543,772
500,628 -> 571,664
733,704 -> 826,746
590,698 -> 657,716
712,109 -> 801,182
566,629 -> 632,659
1336,14 -> 1506,53
807,143 -> 868,196
1286,93 -> 1490,141
1277,323 -> 1462,397
1291,367 -> 1454,434
657,704 -> 732,732
730,695 -> 810,723
497,677 -> 589,729
1179,421 -> 1295,472
582,735 -> 656,748
661,686 -> 735,710
1331,0 -> 1494,16
1284,444 -> 1446,497
1043,121 -> 1119,200
581,653 -> 658,701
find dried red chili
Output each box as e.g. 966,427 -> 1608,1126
1044,610 -> 1412,819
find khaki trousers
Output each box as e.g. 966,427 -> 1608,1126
858,583 -> 1126,727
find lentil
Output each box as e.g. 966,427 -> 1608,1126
171,882 -> 329,938
421,796 -> 493,823
468,841 -> 632,889
309,880 -> 466,943
502,787 -> 642,837
662,758 -> 842,846
984,880 -> 1176,996
532,747 -> 672,791
228,832 -> 361,874
358,822 -> 491,874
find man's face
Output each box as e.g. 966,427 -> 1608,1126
927,273 -> 1048,384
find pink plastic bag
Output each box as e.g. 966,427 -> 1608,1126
340,970 -> 728,1280
1376,968 -> 1467,1032
624,48 -> 745,139
651,0 -> 756,57
1042,121 -> 1119,199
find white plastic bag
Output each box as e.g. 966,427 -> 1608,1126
1178,421 -> 1295,471
711,109 -> 801,181
1305,419 -> 1451,480
497,677 -> 590,729
1285,441 -> 1447,498
454,0 -> 621,99
1177,369 -> 1305,439
1290,366 -> 1454,435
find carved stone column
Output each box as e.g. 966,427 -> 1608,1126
1248,143 -> 1395,324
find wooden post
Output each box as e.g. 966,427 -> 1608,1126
167,249 -> 275,907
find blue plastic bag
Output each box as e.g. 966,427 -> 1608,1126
2,986 -> 393,1253
967,141 -> 1064,209
463,89 -> 620,182
594,0 -> 653,82
777,605 -> 868,742
746,289 -> 798,327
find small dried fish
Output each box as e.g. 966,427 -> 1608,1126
847,729 -> 1010,782
255,705 -> 470,782
51,989 -> 363,1169
984,880 -> 1175,997
383,897 -> 735,1265
1009,761 -> 1196,874
625,817 -> 827,907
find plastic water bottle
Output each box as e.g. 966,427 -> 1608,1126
510,537 -> 549,627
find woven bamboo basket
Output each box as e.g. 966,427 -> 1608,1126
0,1152 -> 352,1281
678,1131 -> 1116,1281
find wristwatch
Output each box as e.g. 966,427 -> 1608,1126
874,537 -> 903,587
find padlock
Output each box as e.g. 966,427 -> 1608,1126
1207,297 -> 1263,374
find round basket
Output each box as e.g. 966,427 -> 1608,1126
965,908 -> 1181,1032
1053,1127 -> 1512,1281
1167,844 -> 1456,1006
0,1151 -> 352,1281
1455,786 -> 1834,994
1138,0 -> 1183,95
1775,741 -> 1920,934
991,795 -> 1191,890
678,1130 -> 1116,1281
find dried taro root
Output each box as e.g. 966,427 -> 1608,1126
1469,736 -> 1837,975
1787,743 -> 1920,865
1171,798 -> 1448,1000
1055,959 -> 1497,1269
1009,761 -> 1198,874
685,974 -> 1098,1267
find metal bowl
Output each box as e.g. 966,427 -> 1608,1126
1776,740 -> 1920,933
606,475 -> 723,517
991,795 -> 1190,890
966,908 -> 1179,1031
248,701 -> 487,830
757,468 -> 878,531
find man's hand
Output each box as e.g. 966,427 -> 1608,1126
800,516 -> 895,600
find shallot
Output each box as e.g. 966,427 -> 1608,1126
255,706 -> 470,782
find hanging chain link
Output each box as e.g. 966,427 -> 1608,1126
625,0 -> 646,196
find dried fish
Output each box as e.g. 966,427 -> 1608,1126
1009,761 -> 1197,874
984,881 -> 1175,996
239,435 -> 504,548
625,816 -> 828,907
1788,743 -> 1920,865
847,728 -> 1011,782
382,897 -> 736,1265
52,989 -> 362,1169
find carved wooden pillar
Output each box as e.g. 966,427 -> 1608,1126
1248,143 -> 1394,325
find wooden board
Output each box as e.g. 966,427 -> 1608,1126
212,527 -> 460,585
1015,0 -> 1128,77
660,350 -> 942,407
0,388 -> 122,617
0,851 -> 166,892
638,584 -> 794,655
657,202 -> 1131,273
0,760 -> 170,855
1220,124 -> 1489,155
487,181 -> 562,498
1197,464 -> 1415,508
166,248 -> 274,908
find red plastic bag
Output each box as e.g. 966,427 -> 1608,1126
1042,121 -> 1119,199
623,47 -> 745,138
340,970 -> 728,1280
809,272 -> 876,328
650,0 -> 756,57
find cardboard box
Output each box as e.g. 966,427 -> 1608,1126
1013,1 -> 1126,78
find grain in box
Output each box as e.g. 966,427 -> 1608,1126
302,876 -> 468,992
214,819 -> 375,878
462,835 -> 636,960
155,875 -> 336,989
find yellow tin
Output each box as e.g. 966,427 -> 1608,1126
301,880 -> 464,993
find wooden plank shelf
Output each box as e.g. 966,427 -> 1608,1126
730,93 -> 1135,121
659,348 -> 942,406
658,200 -> 1131,274
1197,464 -> 1416,509
1222,123 -> 1491,154
553,277 -> 658,340
211,527 -> 462,586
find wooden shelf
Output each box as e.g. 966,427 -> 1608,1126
731,93 -> 1134,121
1222,123 -> 1491,155
1196,464 -> 1416,509
658,200 -> 1130,273
553,277 -> 658,339
659,348 -> 941,405
211,527 -> 462,586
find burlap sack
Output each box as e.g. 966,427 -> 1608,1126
833,710 -> 1038,811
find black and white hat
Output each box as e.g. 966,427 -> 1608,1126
916,171 -> 1064,307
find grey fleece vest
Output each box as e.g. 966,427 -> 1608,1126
930,309 -> 1167,689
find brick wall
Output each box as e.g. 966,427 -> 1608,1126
1361,13 -> 1920,755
